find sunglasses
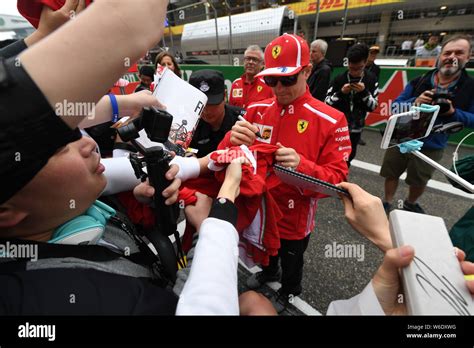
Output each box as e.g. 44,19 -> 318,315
263,74 -> 299,87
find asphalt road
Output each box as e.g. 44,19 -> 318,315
239,129 -> 474,315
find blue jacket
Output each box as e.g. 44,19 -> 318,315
392,69 -> 474,149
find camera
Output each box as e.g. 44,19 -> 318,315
118,107 -> 186,156
117,107 -> 172,143
115,107 -> 182,283
431,93 -> 453,115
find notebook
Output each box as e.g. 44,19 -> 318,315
389,209 -> 474,315
273,165 -> 349,197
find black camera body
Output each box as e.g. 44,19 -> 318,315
116,107 -> 181,283
118,107 -> 173,143
432,92 -> 454,115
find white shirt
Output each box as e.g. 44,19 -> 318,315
401,40 -> 413,50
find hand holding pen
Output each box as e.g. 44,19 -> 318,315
230,116 -> 261,146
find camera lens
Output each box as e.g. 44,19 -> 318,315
117,120 -> 140,142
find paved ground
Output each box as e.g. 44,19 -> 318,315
238,129 -> 474,315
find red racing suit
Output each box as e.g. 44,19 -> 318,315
229,74 -> 274,109
219,89 -> 351,240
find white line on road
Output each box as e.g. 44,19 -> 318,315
351,159 -> 474,200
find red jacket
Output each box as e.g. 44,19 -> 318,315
229,74 -> 274,109
219,89 -> 351,240
18,0 -> 94,28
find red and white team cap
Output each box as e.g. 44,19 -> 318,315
256,33 -> 310,77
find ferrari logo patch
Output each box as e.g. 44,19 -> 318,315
257,85 -> 263,93
297,119 -> 309,133
272,45 -> 282,59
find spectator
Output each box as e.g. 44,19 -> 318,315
416,35 -> 441,58
380,35 -> 474,214
189,70 -> 245,157
358,44 -> 381,147
401,39 -> 413,55
134,66 -> 155,93
307,39 -> 332,101
326,43 -> 379,165
229,45 -> 273,109
155,51 -> 182,78
221,33 -> 351,312
366,45 -> 381,81
414,37 -> 425,49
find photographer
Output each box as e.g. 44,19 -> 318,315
325,43 -> 379,165
1,0 -> 169,205
380,35 -> 474,214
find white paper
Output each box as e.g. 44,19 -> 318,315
151,66 -> 208,149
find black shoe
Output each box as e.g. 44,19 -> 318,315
246,269 -> 282,289
359,138 -> 366,146
403,200 -> 426,214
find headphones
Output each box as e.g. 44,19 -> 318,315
49,200 -> 116,245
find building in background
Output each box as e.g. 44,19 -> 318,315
162,0 -> 473,64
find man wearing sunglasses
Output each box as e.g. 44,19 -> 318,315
229,45 -> 274,109
220,34 -> 351,312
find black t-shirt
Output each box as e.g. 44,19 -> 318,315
189,104 -> 245,158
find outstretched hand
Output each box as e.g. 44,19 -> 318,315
338,182 -> 392,252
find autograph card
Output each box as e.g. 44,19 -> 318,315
152,66 -> 208,149
389,210 -> 474,315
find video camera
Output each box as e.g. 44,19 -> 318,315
116,107 -> 183,283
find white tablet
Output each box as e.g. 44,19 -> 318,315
380,107 -> 440,149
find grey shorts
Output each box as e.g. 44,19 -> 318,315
380,146 -> 444,186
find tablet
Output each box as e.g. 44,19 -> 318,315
380,107 -> 439,149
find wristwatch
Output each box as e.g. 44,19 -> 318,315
209,197 -> 238,227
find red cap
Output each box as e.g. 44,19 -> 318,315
17,0 -> 93,28
256,34 -> 310,77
